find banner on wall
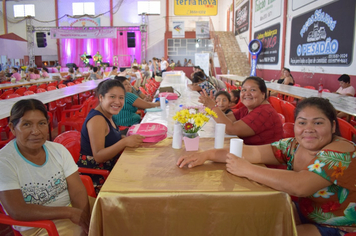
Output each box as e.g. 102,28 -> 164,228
253,23 -> 280,64
292,0 -> 317,11
195,53 -> 210,76
174,0 -> 217,16
235,1 -> 249,35
196,21 -> 210,39
172,21 -> 185,38
50,28 -> 117,39
254,0 -> 282,27
290,0 -> 356,66
69,18 -> 101,27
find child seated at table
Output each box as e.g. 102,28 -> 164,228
214,91 -> 235,121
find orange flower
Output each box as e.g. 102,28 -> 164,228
331,162 -> 346,178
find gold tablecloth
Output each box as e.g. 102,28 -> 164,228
89,138 -> 297,236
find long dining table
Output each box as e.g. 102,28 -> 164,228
0,79 -> 103,119
0,78 -> 56,90
88,71 -> 297,236
266,82 -> 356,117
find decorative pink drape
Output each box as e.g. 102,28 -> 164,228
60,31 -> 141,68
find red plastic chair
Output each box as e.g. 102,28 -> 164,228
304,86 -> 316,90
38,83 -> 47,90
283,122 -> 295,138
0,118 -> 11,143
36,88 -> 47,93
293,84 -> 301,87
6,94 -> 21,99
268,96 -> 283,114
280,101 -> 296,123
28,85 -> 38,92
14,87 -> 27,96
0,176 -> 96,236
47,82 -> 57,87
337,118 -> 356,141
278,113 -> 285,124
58,84 -> 67,89
23,91 -> 35,96
67,82 -> 75,86
57,96 -> 96,134
47,86 -> 57,91
0,90 -> 14,99
53,131 -> 110,180
0,133 -> 15,149
322,89 -> 330,93
139,87 -> 148,95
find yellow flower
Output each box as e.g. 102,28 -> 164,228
195,116 -> 204,127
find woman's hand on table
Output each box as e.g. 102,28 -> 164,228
69,207 -> 90,235
226,153 -> 251,177
198,89 -> 216,109
124,134 -> 145,147
177,152 -> 208,168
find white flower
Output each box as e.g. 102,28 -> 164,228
313,187 -> 334,198
307,160 -> 325,173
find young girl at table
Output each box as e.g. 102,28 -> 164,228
229,89 -> 243,110
214,91 -> 236,121
188,72 -> 217,96
77,79 -> 144,193
26,68 -> 37,81
178,97 -> 356,236
62,68 -> 75,85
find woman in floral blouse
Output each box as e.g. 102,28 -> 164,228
177,97 -> 356,236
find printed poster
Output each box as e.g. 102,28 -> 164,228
172,21 -> 185,38
254,23 -> 280,64
289,0 -> 356,66
69,17 -> 101,27
254,0 -> 282,27
235,1 -> 249,35
196,21 -> 210,39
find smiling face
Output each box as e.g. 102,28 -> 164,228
215,94 -> 230,112
240,80 -> 265,111
10,110 -> 48,154
294,106 -> 335,151
99,86 -> 125,116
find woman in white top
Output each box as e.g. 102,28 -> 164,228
335,74 -> 355,96
0,99 -> 90,235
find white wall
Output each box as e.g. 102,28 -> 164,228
0,4 -> 4,35
234,0 -> 250,56
6,0 -> 57,58
0,38 -> 27,59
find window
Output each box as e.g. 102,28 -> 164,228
13,4 -> 35,17
137,1 -> 160,15
72,2 -> 95,16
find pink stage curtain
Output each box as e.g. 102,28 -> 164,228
60,31 -> 141,68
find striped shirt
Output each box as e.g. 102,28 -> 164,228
112,92 -> 140,127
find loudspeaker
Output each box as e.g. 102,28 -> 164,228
36,32 -> 47,48
101,62 -> 110,67
66,63 -> 77,68
127,32 -> 135,48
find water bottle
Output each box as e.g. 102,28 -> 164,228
318,78 -> 323,97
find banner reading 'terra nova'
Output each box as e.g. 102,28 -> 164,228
174,0 -> 218,16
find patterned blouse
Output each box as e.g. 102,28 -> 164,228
271,137 -> 356,228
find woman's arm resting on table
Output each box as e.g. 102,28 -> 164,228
88,116 -> 144,163
177,143 -> 279,168
66,171 -> 90,234
226,153 -> 331,197
188,83 -> 202,91
132,97 -> 159,109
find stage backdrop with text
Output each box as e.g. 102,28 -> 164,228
172,21 -> 185,38
290,0 -> 356,66
51,28 -> 117,39
174,0 -> 218,16
69,18 -> 101,27
196,21 -> 210,39
254,23 -> 280,65
235,1 -> 249,35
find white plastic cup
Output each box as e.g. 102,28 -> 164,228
160,97 -> 166,110
214,123 -> 226,149
229,138 -> 243,157
172,123 -> 182,149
